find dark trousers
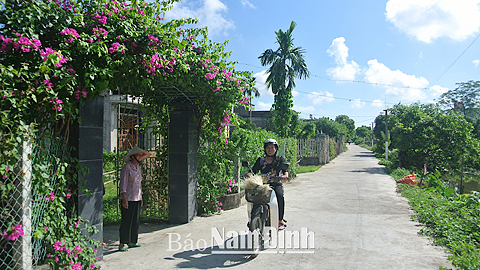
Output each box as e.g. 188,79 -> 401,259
270,183 -> 285,221
119,201 -> 141,244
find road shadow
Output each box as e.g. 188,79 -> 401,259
103,222 -> 174,255
168,235 -> 254,268
349,167 -> 386,176
354,154 -> 376,158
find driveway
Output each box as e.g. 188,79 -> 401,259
99,145 -> 452,269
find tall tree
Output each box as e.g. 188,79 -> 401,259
259,21 -> 310,137
438,80 -> 480,139
356,126 -> 372,140
438,80 -> 480,115
389,103 -> 479,171
335,114 -> 355,139
314,117 -> 346,139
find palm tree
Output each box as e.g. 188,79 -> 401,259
259,21 -> 310,137
244,76 -> 261,120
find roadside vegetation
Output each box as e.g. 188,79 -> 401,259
386,163 -> 480,270
356,83 -> 480,270
297,165 -> 322,174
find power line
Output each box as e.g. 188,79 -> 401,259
428,32 -> 480,88
252,79 -> 397,105
238,62 -> 430,91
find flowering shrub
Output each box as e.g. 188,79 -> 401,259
2,224 -> 24,241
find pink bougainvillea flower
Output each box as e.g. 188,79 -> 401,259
46,191 -> 55,201
2,174 -> 6,180
40,48 -> 68,67
108,42 -> 127,54
2,224 -> 24,241
66,193 -> 71,199
55,54 -> 68,67
72,262 -> 82,270
74,245 -> 83,256
60,28 -> 80,43
53,240 -> 63,252
50,98 -> 63,112
60,28 -> 80,38
92,27 -> 108,38
40,47 -> 57,61
43,80 -> 53,90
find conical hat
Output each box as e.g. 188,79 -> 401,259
123,146 -> 146,162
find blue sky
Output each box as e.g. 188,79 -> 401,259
163,0 -> 480,128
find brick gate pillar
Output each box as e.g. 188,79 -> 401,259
168,107 -> 198,224
70,97 -> 104,259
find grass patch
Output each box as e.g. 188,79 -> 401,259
103,181 -> 121,225
297,165 -> 321,174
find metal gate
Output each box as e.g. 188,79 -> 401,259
115,95 -> 169,221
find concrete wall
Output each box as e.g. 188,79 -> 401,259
234,106 -> 271,129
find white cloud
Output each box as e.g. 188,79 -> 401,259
307,91 -> 335,105
326,63 -> 361,81
326,37 -> 361,81
327,37 -> 349,65
473,59 -> 480,67
165,0 -> 235,36
241,0 -> 256,9
293,105 -> 315,114
364,59 -> 429,101
371,99 -> 385,108
253,71 -> 273,97
255,101 -> 272,111
351,99 -> 365,108
386,0 -> 480,43
429,85 -> 449,97
292,89 -> 299,97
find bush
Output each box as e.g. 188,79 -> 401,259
329,138 -> 337,159
389,167 -> 412,180
400,185 -> 480,269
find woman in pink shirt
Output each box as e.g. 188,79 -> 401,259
118,146 -> 151,251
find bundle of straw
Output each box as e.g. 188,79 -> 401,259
241,175 -> 270,194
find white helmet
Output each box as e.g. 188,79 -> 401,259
264,139 -> 278,156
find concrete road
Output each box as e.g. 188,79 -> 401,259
99,145 -> 453,270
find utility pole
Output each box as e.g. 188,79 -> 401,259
371,122 -> 374,147
384,109 -> 388,161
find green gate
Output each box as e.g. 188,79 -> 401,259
115,96 -> 168,221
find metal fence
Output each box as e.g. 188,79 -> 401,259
1,130 -> 67,269
115,97 -> 169,221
